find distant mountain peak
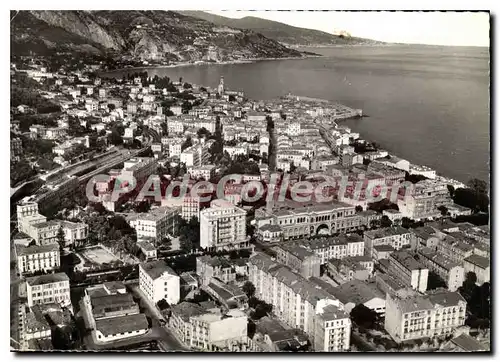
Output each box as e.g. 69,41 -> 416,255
178,11 -> 381,46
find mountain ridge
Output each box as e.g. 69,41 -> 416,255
10,10 -> 307,65
178,11 -> 383,46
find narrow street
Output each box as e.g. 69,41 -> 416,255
128,284 -> 188,351
10,240 -> 22,350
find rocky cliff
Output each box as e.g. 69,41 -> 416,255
11,10 -> 304,63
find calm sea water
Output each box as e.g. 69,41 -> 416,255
105,45 -> 490,183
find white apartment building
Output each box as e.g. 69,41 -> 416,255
137,241 -> 157,261
437,236 -> 474,264
22,308 -> 52,343
200,200 -> 247,250
170,302 -> 249,351
168,119 -> 184,134
272,244 -> 321,279
127,207 -> 178,242
387,250 -> 429,293
286,122 -> 301,136
417,247 -> 465,292
181,196 -> 200,221
169,142 -> 182,158
151,143 -> 163,155
24,220 -> 60,245
248,253 -> 348,350
364,226 -> 413,257
384,288 -> 467,343
17,201 -> 40,221
223,145 -> 248,158
121,157 -> 157,182
26,273 -> 71,309
397,182 -> 445,221
15,243 -> 60,275
124,127 -> 134,138
18,213 -> 47,238
139,260 -> 180,305
60,221 -> 89,245
18,210 -> 88,245
180,146 -> 199,167
301,234 -> 365,264
314,304 -> 351,352
188,165 -> 216,180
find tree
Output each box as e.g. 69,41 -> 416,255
368,199 -> 399,213
181,100 -> 192,114
355,205 -> 363,213
437,205 -> 449,216
467,178 -> 488,195
350,304 -> 380,329
460,272 -> 478,300
181,136 -> 193,151
108,129 -> 123,146
401,217 -> 413,229
459,272 -> 490,322
177,216 -> 200,252
197,127 -> 211,139
242,281 -> 256,298
56,227 -> 66,251
134,201 -> 151,213
405,172 -> 428,184
266,116 -> 274,132
250,298 -> 273,320
156,298 -> 170,311
380,215 -> 393,228
454,188 -> 489,213
209,117 -> 224,163
447,184 -> 455,198
10,159 -> 37,187
370,219 -> 381,229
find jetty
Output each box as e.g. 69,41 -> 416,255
283,93 -> 363,119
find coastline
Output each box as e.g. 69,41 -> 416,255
100,54 -> 475,188
100,54 -> 322,74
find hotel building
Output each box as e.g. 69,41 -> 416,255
384,288 -> 466,343
200,200 -> 247,250
248,253 -> 350,351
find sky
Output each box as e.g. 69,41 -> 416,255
208,11 -> 490,47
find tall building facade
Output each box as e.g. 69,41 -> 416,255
200,200 -> 247,250
248,253 -> 350,351
384,288 -> 466,343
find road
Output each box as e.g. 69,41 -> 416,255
128,284 -> 188,351
10,241 -> 23,350
351,331 -> 376,352
78,145 -> 151,183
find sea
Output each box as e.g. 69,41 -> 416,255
103,45 -> 490,183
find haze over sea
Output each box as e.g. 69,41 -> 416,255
106,45 -> 490,183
